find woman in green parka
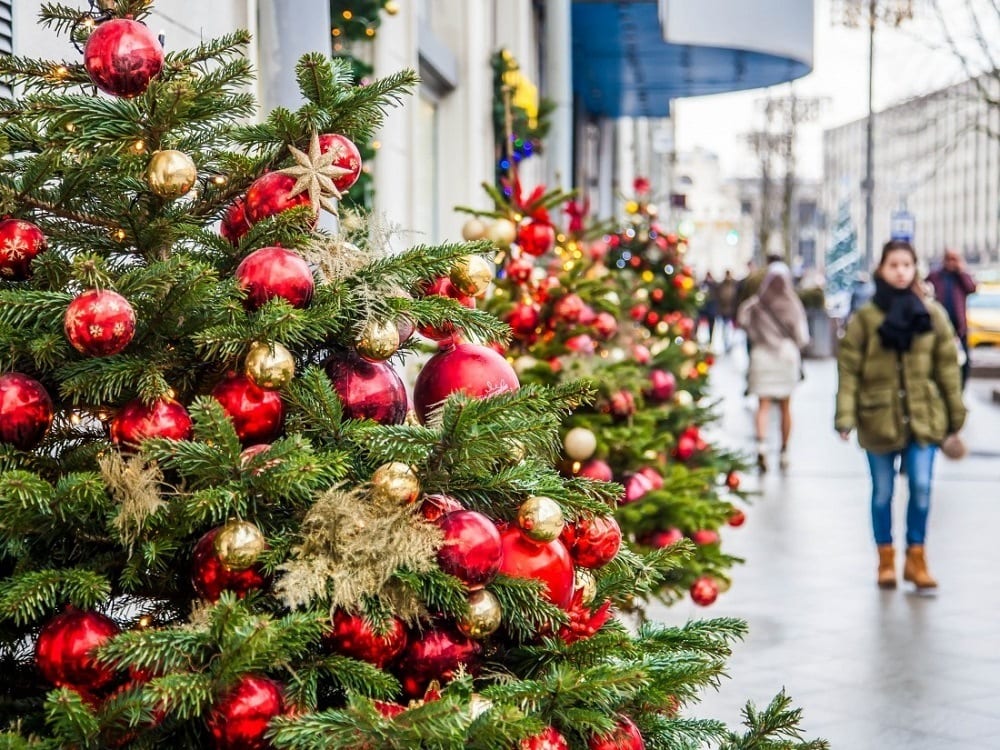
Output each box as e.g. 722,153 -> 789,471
835,240 -> 966,590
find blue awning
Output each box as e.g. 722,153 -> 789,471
572,0 -> 812,118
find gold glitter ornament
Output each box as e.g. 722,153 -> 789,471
371,461 -> 421,504
458,589 -> 502,638
214,520 -> 266,571
517,495 -> 564,542
146,149 -> 197,199
245,341 -> 295,389
357,319 -> 400,361
449,255 -> 492,296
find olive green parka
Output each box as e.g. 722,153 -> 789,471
835,299 -> 966,453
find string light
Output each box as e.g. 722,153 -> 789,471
331,28 -> 342,36
342,10 -> 353,19
365,27 -> 375,37
53,65 -> 69,80
131,140 -> 146,154
212,175 -> 228,186
371,140 -> 381,150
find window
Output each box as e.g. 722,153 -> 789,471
412,92 -> 440,242
0,1 -> 11,98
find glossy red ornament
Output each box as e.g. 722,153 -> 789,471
639,527 -> 684,549
506,256 -> 534,284
553,293 -> 585,323
437,510 -> 503,587
690,576 -> 719,607
191,528 -> 268,601
725,471 -> 741,490
244,172 -> 312,225
646,370 -> 676,403
221,197 -> 249,244
83,18 -> 163,98
396,627 -> 482,698
690,529 -> 719,546
64,289 -> 136,357
592,312 -> 618,340
207,674 -> 285,750
318,133 -> 363,193
507,302 -> 541,336
589,716 -> 645,750
499,527 -> 574,609
517,221 -> 556,257
326,610 -> 407,668
623,472 -> 655,504
35,608 -> 120,691
565,334 -> 596,354
419,277 -> 475,341
629,304 -> 648,322
674,435 -> 697,461
212,373 -> 285,445
561,516 -> 621,569
728,509 -> 746,527
520,726 -> 570,749
235,246 -> 314,311
413,343 -> 520,423
577,459 -> 613,482
637,466 -> 663,490
324,350 -> 407,425
608,390 -> 635,419
0,219 -> 47,280
0,372 -> 54,450
420,494 -> 463,521
110,398 -> 193,449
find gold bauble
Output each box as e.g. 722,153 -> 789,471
245,341 -> 295,390
214,520 -> 266,571
680,340 -> 699,358
357,319 -> 400,361
574,568 -> 597,606
487,218 -> 517,247
461,217 -> 488,241
513,355 -> 539,375
384,0 -> 399,15
371,461 -> 421,504
146,149 -> 197,199
450,255 -> 493,296
674,390 -> 694,407
458,589 -> 502,639
563,427 -> 597,461
635,288 -> 649,302
517,495 -> 564,542
604,291 -> 620,307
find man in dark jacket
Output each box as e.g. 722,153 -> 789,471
926,248 -> 977,387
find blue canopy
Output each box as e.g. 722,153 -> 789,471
572,0 -> 812,118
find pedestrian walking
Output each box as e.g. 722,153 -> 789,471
698,272 -> 719,346
737,262 -> 809,473
926,247 -> 977,388
835,240 -> 966,590
717,269 -> 739,352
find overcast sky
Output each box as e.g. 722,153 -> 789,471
673,0 -> 999,180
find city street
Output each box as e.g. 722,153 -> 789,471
653,346 -> 1000,749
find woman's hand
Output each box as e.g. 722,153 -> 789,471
838,430 -> 851,441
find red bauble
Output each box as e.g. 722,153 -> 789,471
207,674 -> 285,750
565,334 -> 596,354
324,350 -> 407,425
212,374 -> 285,445
419,277 -> 476,341
639,527 -> 684,549
517,221 -> 556,257
83,19 -> 163,98
589,717 -> 645,750
326,610 -> 407,669
499,527 -> 574,609
412,343 -> 519,423
110,398 -> 192,448
674,436 -> 697,461
592,312 -> 618,340
437,510 -> 503,587
191,528 -> 268,601
690,576 -> 719,607
728,509 -> 746,527
623,472 -> 655,504
726,471 -> 741,491
646,370 -> 676,403
221,197 -> 250,245
35,608 -> 120,691
608,390 -> 635,419
396,627 -> 482,698
561,516 -> 621,570
243,172 -> 312,225
235,246 -> 314,311
64,290 -> 136,357
318,133 -> 363,193
420,494 -> 463,521
553,293 -> 585,323
0,372 -> 54,450
0,218 -> 47,280
577,459 -> 613,482
507,302 -> 541,336
521,726 -> 570,749
629,304 -> 648,322
637,466 -> 663,490
690,529 -> 719,546
506,257 -> 534,284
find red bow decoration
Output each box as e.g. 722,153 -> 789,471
633,176 -> 651,196
564,198 -> 590,234
503,175 -> 552,223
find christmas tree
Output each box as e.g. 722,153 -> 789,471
823,195 -> 861,312
0,4 -> 826,748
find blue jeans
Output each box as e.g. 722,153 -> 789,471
866,442 -> 937,546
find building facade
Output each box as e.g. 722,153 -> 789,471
823,75 -> 1000,269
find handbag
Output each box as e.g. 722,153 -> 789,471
757,298 -> 806,381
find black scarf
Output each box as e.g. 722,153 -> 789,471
873,275 -> 932,352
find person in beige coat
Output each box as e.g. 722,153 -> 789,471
737,262 -> 809,472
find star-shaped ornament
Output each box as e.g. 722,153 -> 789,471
277,131 -> 352,215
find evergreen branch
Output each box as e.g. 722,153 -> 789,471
99,623 -> 214,675
165,30 -> 252,68
43,688 -> 100,750
720,691 -> 830,750
489,575 -> 568,641
0,568 -> 112,625
283,367 -> 345,443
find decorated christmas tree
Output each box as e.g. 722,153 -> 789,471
823,195 -> 861,311
0,4 -> 825,748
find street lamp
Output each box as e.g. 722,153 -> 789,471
834,0 -> 913,270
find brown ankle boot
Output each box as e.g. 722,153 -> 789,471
877,545 -> 896,588
903,545 -> 938,589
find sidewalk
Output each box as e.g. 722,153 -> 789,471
649,348 -> 1000,749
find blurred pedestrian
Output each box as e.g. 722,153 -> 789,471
717,269 -> 739,352
835,240 -> 966,590
926,248 -> 977,388
698,272 -> 719,346
737,254 -> 785,396
737,262 -> 809,473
